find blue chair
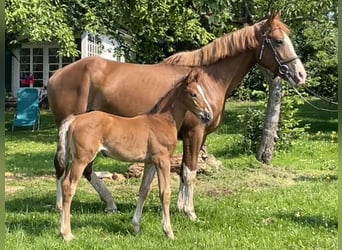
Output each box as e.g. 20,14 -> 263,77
12,88 -> 40,132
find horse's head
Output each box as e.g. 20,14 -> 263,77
179,71 -> 213,124
257,11 -> 307,86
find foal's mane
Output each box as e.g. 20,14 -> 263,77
163,17 -> 289,66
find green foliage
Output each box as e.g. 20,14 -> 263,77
105,0 -> 217,63
237,85 -> 310,155
5,0 -> 78,56
298,21 -> 338,101
277,87 -> 310,151
237,106 -> 265,154
232,68 -> 267,101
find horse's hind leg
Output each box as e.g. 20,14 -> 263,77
83,162 -> 118,212
55,153 -> 65,212
132,163 -> 156,235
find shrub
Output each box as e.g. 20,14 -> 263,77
238,86 -> 309,155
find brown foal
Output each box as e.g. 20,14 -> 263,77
57,71 -> 213,241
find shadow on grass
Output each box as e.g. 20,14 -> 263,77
275,211 -> 337,230
211,142 -> 246,159
290,99 -> 337,135
216,99 -> 337,136
6,145 -> 130,175
6,192 -> 163,237
5,151 -> 55,175
293,174 -> 337,182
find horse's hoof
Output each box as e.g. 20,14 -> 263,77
62,233 -> 75,241
105,208 -> 119,213
56,205 -> 62,213
186,211 -> 198,222
133,225 -> 141,235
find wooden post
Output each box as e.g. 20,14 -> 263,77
257,72 -> 282,164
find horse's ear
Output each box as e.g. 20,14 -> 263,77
267,10 -> 281,26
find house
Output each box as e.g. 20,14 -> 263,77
5,31 -> 129,97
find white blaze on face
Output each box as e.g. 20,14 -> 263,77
282,31 -> 307,84
196,83 -> 213,116
283,31 -> 298,60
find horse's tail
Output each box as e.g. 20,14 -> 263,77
57,115 -> 75,169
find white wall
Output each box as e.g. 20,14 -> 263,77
81,32 -> 125,62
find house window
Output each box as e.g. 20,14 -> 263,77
20,48 -> 30,80
20,47 -> 44,87
20,46 -> 81,87
87,34 -> 101,57
48,48 -> 78,77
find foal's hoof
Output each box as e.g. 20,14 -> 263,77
165,231 -> 175,240
62,233 -> 75,242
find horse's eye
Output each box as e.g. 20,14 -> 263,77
190,93 -> 197,98
275,39 -> 284,45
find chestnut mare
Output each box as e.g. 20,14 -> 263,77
57,71 -> 213,241
48,12 -> 307,221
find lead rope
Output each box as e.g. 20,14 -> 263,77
292,86 -> 338,112
303,86 -> 338,106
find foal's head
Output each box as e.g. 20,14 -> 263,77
257,11 -> 307,86
177,71 -> 213,124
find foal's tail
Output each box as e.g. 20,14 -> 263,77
57,115 -> 75,169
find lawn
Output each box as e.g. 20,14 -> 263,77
5,99 -> 338,249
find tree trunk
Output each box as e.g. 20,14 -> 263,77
257,73 -> 282,164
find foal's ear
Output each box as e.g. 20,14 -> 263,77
186,69 -> 200,83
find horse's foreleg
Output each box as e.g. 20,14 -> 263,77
132,163 -> 156,235
200,135 -> 208,160
83,162 -> 118,213
178,128 -> 204,221
155,159 -> 174,239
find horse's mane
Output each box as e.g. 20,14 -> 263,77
163,18 -> 289,66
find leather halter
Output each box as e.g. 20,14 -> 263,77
258,31 -> 299,80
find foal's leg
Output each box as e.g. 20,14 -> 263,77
155,158 -> 174,239
60,159 -> 85,241
55,153 -> 65,212
83,162 -> 118,212
55,154 -> 117,213
132,163 -> 156,235
178,127 -> 204,221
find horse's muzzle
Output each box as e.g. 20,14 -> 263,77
200,111 -> 213,124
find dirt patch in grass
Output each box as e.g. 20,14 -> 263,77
5,185 -> 25,193
195,165 -> 336,198
5,172 -> 55,194
5,160 -> 336,198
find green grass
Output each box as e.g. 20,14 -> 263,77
5,99 -> 337,249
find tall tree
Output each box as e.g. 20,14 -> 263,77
5,0 -> 78,56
